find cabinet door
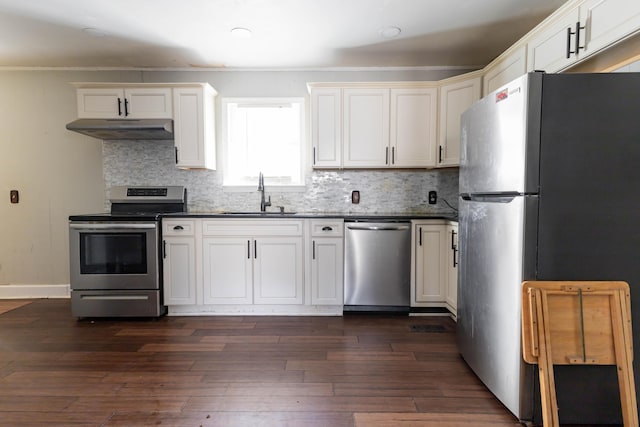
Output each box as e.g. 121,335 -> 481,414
163,237 -> 197,305
124,88 -> 172,118
445,223 -> 459,315
173,86 -> 216,170
483,46 -> 527,96
343,88 -> 390,167
437,77 -> 481,167
310,237 -> 344,305
580,0 -> 640,56
202,237 -> 252,304
311,88 -> 342,168
414,224 -> 446,303
526,8 -> 580,73
76,88 -> 124,118
254,237 -> 304,304
390,88 -> 438,168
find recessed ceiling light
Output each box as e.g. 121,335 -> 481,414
230,27 -> 252,38
379,26 -> 401,39
82,27 -> 107,38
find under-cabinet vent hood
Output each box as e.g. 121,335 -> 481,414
65,118 -> 174,140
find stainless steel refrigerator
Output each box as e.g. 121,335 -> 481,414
457,71 -> 640,425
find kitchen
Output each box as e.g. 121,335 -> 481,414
2,0 -> 640,425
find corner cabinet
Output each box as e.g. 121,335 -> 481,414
444,222 -> 458,316
309,83 -> 439,169
526,0 -> 640,73
482,45 -> 527,96
411,219 -> 458,317
437,73 -> 482,167
173,84 -> 217,170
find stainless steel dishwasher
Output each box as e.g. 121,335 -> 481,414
344,220 -> 411,312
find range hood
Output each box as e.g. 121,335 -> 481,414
66,118 -> 174,140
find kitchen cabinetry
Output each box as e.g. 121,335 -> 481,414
309,219 -> 344,305
445,222 -> 458,316
390,88 -> 438,167
309,83 -> 438,169
310,88 -> 342,168
412,221 -> 447,304
162,219 -> 197,305
201,220 -> 304,305
72,82 -> 217,170
482,45 -> 527,96
76,87 -> 172,119
437,73 -> 482,167
343,88 -> 390,167
411,219 -> 458,316
173,84 -> 217,170
526,0 -> 640,73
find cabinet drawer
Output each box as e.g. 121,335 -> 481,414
202,219 -> 304,236
310,219 -> 344,237
162,219 -> 196,236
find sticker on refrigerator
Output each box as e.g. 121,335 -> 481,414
496,89 -> 508,103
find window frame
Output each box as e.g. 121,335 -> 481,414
221,97 -> 307,192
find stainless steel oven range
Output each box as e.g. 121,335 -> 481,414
69,186 -> 186,318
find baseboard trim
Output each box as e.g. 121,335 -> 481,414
0,284 -> 71,299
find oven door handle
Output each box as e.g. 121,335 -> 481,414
69,223 -> 157,230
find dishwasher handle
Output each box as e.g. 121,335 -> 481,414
346,224 -> 410,231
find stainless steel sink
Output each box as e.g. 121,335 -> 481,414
219,211 -> 297,215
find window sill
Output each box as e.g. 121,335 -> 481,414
222,184 -> 307,193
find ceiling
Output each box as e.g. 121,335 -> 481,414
0,0 -> 568,69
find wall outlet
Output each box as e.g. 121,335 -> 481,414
428,190 -> 437,204
10,190 -> 19,204
351,190 -> 360,204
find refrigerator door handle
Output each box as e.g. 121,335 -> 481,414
461,193 -> 521,203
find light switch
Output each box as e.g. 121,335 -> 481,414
10,190 -> 19,204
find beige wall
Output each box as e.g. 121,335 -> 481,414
0,70 -> 141,286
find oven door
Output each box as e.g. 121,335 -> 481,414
69,222 -> 159,291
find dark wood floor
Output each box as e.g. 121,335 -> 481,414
0,300 -> 621,426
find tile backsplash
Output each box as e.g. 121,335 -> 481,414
103,140 -> 459,215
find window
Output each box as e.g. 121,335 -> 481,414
223,98 -> 305,189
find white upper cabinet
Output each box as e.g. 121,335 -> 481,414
77,87 -> 172,119
310,88 -> 342,168
390,88 -> 438,168
437,74 -> 481,167
527,7 -> 582,72
482,45 -> 527,96
172,84 -> 217,170
527,0 -> 640,73
343,88 -> 390,168
309,83 -> 438,169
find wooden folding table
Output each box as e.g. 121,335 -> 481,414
521,281 -> 638,427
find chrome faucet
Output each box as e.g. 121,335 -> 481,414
258,172 -> 271,212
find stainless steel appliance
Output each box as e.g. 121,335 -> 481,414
344,220 -> 411,312
458,71 -> 640,424
69,186 -> 186,317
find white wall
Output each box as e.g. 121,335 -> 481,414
0,67 -> 471,290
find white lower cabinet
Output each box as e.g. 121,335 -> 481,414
445,223 -> 459,316
254,237 -> 304,304
411,220 -> 458,316
202,237 -> 253,304
413,221 -> 447,304
309,219 -> 344,305
201,219 -> 304,306
162,220 -> 197,306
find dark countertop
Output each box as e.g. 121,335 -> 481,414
162,211 -> 458,221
